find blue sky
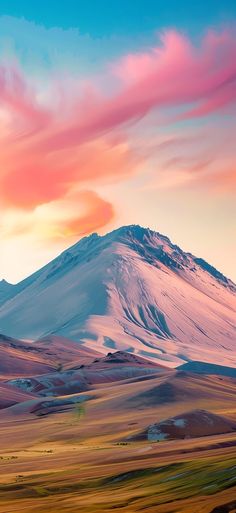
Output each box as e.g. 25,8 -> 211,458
0,0 -> 236,36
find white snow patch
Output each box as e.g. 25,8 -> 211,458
174,418 -> 186,428
147,425 -> 168,442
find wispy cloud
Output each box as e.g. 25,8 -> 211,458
0,27 -> 236,246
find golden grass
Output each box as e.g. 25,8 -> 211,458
0,373 -> 236,512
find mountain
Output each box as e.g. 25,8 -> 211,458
0,333 -> 105,379
178,361 -> 236,378
141,409 -> 236,441
0,382 -> 36,409
0,279 -> 15,307
0,333 -> 54,377
6,350 -> 164,399
124,369 -> 236,410
0,225 -> 235,368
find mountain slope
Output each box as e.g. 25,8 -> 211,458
0,225 -> 235,368
0,333 -> 54,377
0,279 -> 15,307
143,409 -> 236,441
0,333 -> 102,378
178,361 -> 236,378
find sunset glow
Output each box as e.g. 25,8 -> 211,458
0,5 -> 235,282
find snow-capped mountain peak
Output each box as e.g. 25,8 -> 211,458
0,225 -> 235,368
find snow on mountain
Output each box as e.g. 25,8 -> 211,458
0,225 -> 235,368
145,409 -> 236,441
0,279 -> 15,307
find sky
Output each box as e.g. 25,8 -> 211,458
0,1 -> 236,283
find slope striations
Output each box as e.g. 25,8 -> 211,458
0,225 -> 235,368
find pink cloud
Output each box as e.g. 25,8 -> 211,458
0,28 -> 236,242
0,136 -> 140,210
38,29 -> 236,152
0,64 -> 51,136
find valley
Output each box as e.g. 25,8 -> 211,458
0,358 -> 236,512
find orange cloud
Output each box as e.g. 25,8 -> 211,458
1,190 -> 114,241
58,190 -> 115,238
203,167 -> 236,194
0,136 -> 140,210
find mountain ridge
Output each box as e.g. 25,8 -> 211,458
0,225 -> 235,368
1,225 -> 235,295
